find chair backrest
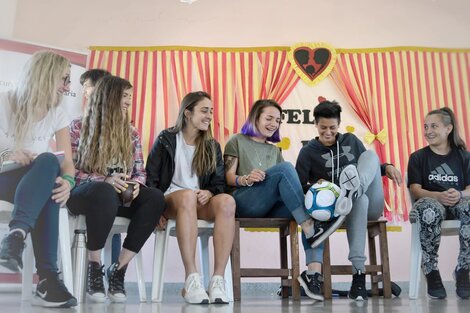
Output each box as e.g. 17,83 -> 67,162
0,200 -> 14,224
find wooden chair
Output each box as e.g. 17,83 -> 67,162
322,219 -> 392,299
230,217 -> 300,301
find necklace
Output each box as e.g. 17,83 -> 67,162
250,138 -> 267,167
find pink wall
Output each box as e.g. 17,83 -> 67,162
2,0 -> 469,284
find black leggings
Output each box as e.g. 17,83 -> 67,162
67,181 -> 165,253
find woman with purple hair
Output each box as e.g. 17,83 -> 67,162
224,99 -> 321,300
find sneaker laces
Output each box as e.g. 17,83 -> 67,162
88,264 -> 105,291
427,270 -> 444,288
109,265 -> 126,292
2,232 -> 25,258
310,273 -> 323,289
186,275 -> 204,293
456,269 -> 470,288
211,277 -> 226,292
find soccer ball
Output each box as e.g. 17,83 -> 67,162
305,181 -> 341,221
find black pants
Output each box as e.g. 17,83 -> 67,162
67,181 -> 165,253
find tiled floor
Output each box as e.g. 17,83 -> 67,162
1,284 -> 468,313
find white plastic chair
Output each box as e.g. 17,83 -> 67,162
409,219 -> 461,299
69,214 -> 147,302
151,219 -> 233,302
0,200 -> 73,300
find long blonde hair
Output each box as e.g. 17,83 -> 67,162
77,76 -> 133,175
172,91 -> 217,177
9,51 -> 70,148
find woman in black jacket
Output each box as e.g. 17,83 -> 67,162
146,91 -> 235,305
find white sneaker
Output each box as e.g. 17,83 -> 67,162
208,275 -> 229,304
334,165 -> 360,217
182,273 -> 210,304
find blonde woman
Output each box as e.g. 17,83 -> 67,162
146,91 -> 235,304
0,51 -> 76,308
67,76 -> 165,303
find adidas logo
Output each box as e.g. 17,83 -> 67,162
428,163 -> 459,183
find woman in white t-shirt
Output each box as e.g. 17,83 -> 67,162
0,51 -> 76,308
146,91 -> 236,304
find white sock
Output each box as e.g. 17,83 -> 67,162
9,228 -> 26,240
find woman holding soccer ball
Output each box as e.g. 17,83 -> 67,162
295,98 -> 401,301
224,99 -> 324,300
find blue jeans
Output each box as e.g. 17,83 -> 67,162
232,162 -> 320,264
0,153 -> 61,276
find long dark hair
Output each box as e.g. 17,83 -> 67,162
171,91 -> 217,177
427,107 -> 466,150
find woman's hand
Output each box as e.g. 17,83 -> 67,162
10,150 -> 35,166
156,215 -> 167,231
385,165 -> 402,186
195,189 -> 213,205
105,173 -> 127,193
246,169 -> 266,185
52,176 -> 71,206
437,189 -> 460,206
132,181 -> 140,199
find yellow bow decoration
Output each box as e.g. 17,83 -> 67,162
364,129 -> 388,144
276,137 -> 291,150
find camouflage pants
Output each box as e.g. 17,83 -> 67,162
410,196 -> 470,275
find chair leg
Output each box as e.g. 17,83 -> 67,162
409,222 -> 422,299
367,225 -> 379,296
151,220 -> 173,302
21,236 -> 34,301
289,221 -> 300,300
322,238 -> 332,299
58,208 -> 73,294
231,220 -> 241,301
134,250 -> 147,302
224,256 -> 234,302
378,222 -> 391,298
198,233 -> 211,288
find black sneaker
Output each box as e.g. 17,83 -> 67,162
107,262 -> 127,303
454,268 -> 470,299
0,231 -> 25,272
87,261 -> 106,302
297,271 -> 324,301
32,272 -> 77,308
426,270 -> 447,299
349,271 -> 368,301
306,215 -> 346,248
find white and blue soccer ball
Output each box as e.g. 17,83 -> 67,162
305,181 -> 341,221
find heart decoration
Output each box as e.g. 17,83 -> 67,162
287,42 -> 337,87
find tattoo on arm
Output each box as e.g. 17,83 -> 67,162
224,156 -> 236,172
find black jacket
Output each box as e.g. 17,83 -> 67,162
145,129 -> 226,195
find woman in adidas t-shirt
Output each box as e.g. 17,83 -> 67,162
408,107 -> 470,299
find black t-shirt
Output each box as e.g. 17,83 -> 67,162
407,146 -> 470,192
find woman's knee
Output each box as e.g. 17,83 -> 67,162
34,152 -> 60,174
213,194 -> 236,218
413,197 -> 444,225
169,190 -> 198,214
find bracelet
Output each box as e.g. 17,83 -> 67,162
245,175 -> 254,187
235,176 -> 240,187
460,191 -> 464,200
62,174 -> 76,189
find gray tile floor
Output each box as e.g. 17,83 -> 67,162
0,282 -> 468,313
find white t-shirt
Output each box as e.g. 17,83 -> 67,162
0,91 -> 70,154
164,131 -> 200,195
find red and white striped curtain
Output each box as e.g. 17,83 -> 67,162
331,48 -> 470,220
88,47 -> 299,153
